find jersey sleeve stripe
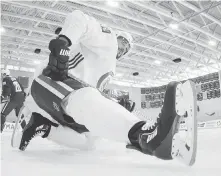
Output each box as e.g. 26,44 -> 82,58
69,52 -> 81,63
69,58 -> 84,70
69,55 -> 84,67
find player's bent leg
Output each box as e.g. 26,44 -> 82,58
31,75 -> 70,125
12,75 -> 90,150
19,112 -> 58,151
31,75 -> 89,130
11,93 -> 55,147
1,101 -> 17,132
14,93 -> 26,117
63,87 -> 140,143
12,106 -> 92,151
47,125 -> 96,150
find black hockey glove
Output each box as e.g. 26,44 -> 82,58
42,38 -> 70,81
1,95 -> 9,103
118,98 -> 135,112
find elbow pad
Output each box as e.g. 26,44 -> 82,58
42,38 -> 70,81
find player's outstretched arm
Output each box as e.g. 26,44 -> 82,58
42,10 -> 89,81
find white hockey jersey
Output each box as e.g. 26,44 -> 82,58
60,10 -> 118,90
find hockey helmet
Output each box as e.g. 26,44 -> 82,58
116,31 -> 133,59
1,69 -> 10,76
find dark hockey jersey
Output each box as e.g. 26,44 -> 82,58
2,76 -> 24,98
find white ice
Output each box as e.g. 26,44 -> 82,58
1,128 -> 221,176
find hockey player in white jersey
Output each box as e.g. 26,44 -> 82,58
12,10 -> 197,166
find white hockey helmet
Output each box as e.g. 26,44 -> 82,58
1,69 -> 10,76
117,31 -> 133,45
116,31 -> 133,59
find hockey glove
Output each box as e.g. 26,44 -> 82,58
118,98 -> 135,112
42,38 -> 70,81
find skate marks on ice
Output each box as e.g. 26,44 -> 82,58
1,129 -> 221,176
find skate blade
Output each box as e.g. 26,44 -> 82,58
11,106 -> 31,148
174,80 -> 197,166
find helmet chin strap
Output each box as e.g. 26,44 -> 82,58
116,49 -> 124,60
116,46 -> 129,60
116,55 -> 125,61
116,54 -> 121,60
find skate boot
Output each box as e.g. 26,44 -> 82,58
127,80 -> 197,166
11,105 -> 32,147
13,112 -> 58,151
127,81 -> 179,156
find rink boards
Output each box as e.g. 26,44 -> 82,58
3,118 -> 221,133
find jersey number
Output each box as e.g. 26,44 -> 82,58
13,82 -> 22,92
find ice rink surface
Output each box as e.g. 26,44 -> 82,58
1,128 -> 221,176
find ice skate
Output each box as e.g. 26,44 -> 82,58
11,105 -> 32,147
127,80 -> 197,166
11,110 -> 58,151
171,80 -> 198,166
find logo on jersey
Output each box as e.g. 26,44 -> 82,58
69,52 -> 84,70
53,102 -> 60,111
36,125 -> 44,131
60,49 -> 70,56
141,128 -> 158,143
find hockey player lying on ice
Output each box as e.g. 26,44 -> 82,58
12,10 -> 197,166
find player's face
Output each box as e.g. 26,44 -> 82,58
116,36 -> 131,59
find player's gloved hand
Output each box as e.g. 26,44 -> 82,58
118,98 -> 135,112
1,95 -> 9,103
42,38 -> 70,81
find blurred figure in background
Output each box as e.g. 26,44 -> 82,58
1,69 -> 26,132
